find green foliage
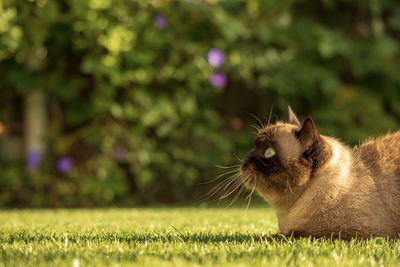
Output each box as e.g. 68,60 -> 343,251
1,0 -> 400,206
1,208 -> 400,266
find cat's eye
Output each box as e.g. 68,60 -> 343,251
264,147 -> 276,158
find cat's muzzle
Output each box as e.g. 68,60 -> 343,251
242,149 -> 261,168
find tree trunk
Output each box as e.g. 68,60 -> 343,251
24,90 -> 47,155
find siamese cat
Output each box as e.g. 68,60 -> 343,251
241,107 -> 400,239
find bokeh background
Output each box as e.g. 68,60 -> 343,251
1,0 -> 400,207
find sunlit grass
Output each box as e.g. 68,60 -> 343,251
0,207 -> 399,266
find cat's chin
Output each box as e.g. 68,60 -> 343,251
240,168 -> 258,189
241,167 -> 270,193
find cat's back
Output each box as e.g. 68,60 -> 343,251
354,131 -> 400,173
353,130 -> 400,226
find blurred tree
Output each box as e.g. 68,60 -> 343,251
0,0 -> 400,206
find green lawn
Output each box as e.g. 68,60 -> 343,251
1,207 -> 399,266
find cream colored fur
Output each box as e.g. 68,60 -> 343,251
275,135 -> 400,238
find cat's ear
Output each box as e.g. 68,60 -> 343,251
296,117 -> 319,149
288,106 -> 300,126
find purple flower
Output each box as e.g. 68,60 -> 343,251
207,48 -> 225,67
154,14 -> 168,29
113,148 -> 125,160
210,71 -> 227,88
57,157 -> 74,173
26,150 -> 43,171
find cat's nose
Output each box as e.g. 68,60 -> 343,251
244,149 -> 259,164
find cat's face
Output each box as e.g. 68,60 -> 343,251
240,107 -> 324,205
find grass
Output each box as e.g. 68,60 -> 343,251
1,206 -> 400,266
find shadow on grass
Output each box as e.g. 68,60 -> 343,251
1,230 -> 286,244
3,230 -> 393,245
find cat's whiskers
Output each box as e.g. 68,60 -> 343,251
200,168 -> 241,185
247,112 -> 266,130
214,164 -> 241,169
232,151 -> 244,163
201,170 -> 241,201
203,150 -> 258,207
244,177 -> 257,215
246,123 -> 262,134
222,173 -> 253,208
242,172 -> 255,186
266,104 -> 274,127
219,173 -> 242,193
202,178 -> 237,200
227,185 -> 246,208
218,180 -> 243,199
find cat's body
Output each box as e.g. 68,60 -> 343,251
241,107 -> 400,239
278,133 -> 400,239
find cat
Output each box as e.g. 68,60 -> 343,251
241,107 -> 400,240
